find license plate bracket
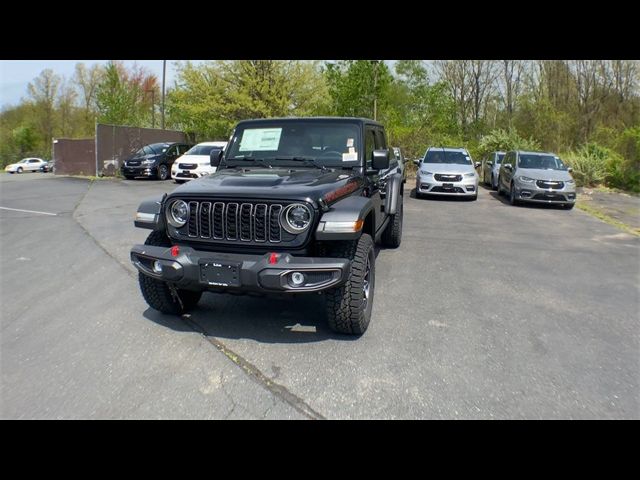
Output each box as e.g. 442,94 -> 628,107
443,183 -> 454,189
200,260 -> 241,287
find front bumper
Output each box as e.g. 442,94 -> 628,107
130,244 -> 350,293
171,167 -> 215,181
514,182 -> 576,204
416,176 -> 478,196
122,165 -> 156,177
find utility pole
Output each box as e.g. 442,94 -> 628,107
161,60 -> 166,130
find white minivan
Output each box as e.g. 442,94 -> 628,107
171,141 -> 227,183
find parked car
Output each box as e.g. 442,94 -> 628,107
497,150 -> 576,209
481,151 -> 505,190
121,142 -> 192,180
415,147 -> 480,200
40,160 -> 55,173
171,141 -> 228,183
130,116 -> 404,335
5,158 -> 47,173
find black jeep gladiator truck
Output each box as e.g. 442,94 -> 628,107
130,117 -> 404,335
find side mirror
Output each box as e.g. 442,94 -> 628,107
371,149 -> 390,170
487,161 -> 493,166
504,164 -> 513,170
474,161 -> 481,168
412,158 -> 420,166
210,149 -> 223,167
567,167 -> 573,173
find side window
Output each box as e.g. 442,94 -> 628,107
166,146 -> 178,157
365,128 -> 376,169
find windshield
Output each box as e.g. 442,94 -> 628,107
133,145 -> 157,157
225,122 -> 361,168
518,154 -> 567,170
424,149 -> 472,165
185,145 -> 223,156
497,153 -> 505,164
147,143 -> 169,154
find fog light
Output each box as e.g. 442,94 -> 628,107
290,272 -> 305,286
152,261 -> 162,273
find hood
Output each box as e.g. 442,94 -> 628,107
421,163 -> 476,174
169,167 -> 362,202
517,168 -> 574,181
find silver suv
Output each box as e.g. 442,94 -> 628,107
498,150 -> 576,209
415,147 -> 480,200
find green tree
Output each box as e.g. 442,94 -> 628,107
95,61 -> 158,127
324,60 -> 392,120
167,60 -> 330,140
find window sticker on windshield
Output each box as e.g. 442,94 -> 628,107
347,138 -> 354,148
348,147 -> 355,154
342,152 -> 358,162
239,128 -> 282,151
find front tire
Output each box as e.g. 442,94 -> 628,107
138,230 -> 202,315
324,233 -> 375,335
509,182 -> 519,206
17,167 -> 23,174
381,198 -> 403,248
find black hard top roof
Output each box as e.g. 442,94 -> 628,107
235,116 -> 383,128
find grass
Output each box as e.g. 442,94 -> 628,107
576,200 -> 640,237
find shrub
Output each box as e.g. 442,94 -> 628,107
607,127 -> 640,193
477,128 -> 541,160
563,143 -> 617,188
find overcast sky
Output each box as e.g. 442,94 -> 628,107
0,60 -> 188,110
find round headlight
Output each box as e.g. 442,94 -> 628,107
282,203 -> 312,234
168,200 -> 189,227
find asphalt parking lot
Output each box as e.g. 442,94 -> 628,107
1,173 -> 639,419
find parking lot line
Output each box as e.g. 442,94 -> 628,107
0,206 -> 58,216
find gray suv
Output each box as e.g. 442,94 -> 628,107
481,151 -> 505,190
497,150 -> 576,209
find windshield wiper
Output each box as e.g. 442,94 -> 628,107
226,156 -> 272,169
268,156 -> 327,171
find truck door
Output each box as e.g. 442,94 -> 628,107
364,126 -> 385,233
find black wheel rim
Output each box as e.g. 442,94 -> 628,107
362,254 -> 371,310
159,166 -> 168,180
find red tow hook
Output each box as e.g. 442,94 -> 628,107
268,252 -> 278,264
170,246 -> 180,257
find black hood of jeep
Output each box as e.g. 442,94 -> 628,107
170,167 -> 362,203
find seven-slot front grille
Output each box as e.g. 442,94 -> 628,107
184,200 -> 285,243
434,174 -> 462,182
536,180 -> 564,189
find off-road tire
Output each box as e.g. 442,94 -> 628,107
381,198 -> 403,248
323,233 -> 375,335
138,230 -> 202,315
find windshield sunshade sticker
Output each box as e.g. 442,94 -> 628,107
239,128 -> 283,151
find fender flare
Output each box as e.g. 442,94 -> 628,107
134,194 -> 166,230
315,195 -> 374,241
385,173 -> 403,215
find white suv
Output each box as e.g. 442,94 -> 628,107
171,142 -> 227,183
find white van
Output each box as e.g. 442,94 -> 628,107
171,141 -> 227,183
